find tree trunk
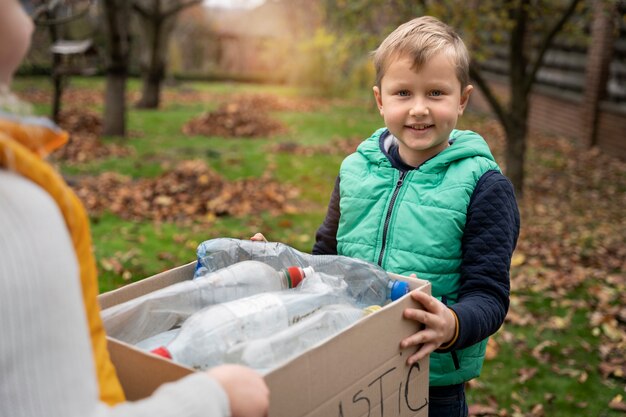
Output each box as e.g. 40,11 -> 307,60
135,1 -> 167,109
102,0 -> 131,137
135,72 -> 163,110
103,72 -> 127,136
504,118 -> 527,199
134,15 -> 174,109
134,0 -> 200,109
47,11 -> 63,123
51,65 -> 63,123
504,0 -> 530,199
136,70 -> 162,108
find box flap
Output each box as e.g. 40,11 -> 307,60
99,261 -> 196,310
107,337 -> 195,400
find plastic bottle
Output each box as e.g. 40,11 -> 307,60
151,282 -> 345,370
102,260 -> 314,344
311,258 -> 409,307
222,304 -> 376,374
136,328 -> 180,351
195,238 -> 306,277
195,238 -> 410,307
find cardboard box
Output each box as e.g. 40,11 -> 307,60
98,261 -> 431,417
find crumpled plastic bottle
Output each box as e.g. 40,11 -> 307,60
151,279 -> 346,370
102,260 -> 313,344
195,238 -> 409,308
222,304 -> 378,374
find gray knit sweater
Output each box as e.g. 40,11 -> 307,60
0,170 -> 230,417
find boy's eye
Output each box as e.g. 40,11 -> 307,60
429,90 -> 443,97
397,90 -> 411,97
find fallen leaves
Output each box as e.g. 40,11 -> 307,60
51,108 -> 133,163
609,395 -> 626,412
468,403 -> 502,416
269,136 -> 364,157
517,367 -> 538,384
182,99 -> 288,138
498,131 -> 626,393
73,159 -> 301,222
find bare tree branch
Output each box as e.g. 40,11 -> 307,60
469,61 -> 509,128
132,2 -> 153,19
524,0 -> 582,96
33,1 -> 92,26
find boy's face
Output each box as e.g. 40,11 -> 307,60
373,52 -> 472,167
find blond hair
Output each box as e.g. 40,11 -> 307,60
373,16 -> 470,89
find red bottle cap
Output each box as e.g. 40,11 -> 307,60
286,266 -> 305,288
151,346 -> 172,359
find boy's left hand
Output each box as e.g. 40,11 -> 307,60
400,290 -> 456,365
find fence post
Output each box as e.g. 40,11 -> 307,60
581,0 -> 617,147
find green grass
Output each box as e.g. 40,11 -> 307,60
470,284 -> 621,416
12,76 -> 624,416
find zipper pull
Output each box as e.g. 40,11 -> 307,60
396,171 -> 406,187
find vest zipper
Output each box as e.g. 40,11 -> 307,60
377,171 -> 407,266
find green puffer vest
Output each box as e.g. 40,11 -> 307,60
337,128 -> 501,386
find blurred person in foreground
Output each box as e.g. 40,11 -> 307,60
0,0 -> 269,416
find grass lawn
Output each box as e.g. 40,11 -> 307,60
11,76 -> 625,416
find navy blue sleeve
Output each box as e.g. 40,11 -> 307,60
442,170 -> 520,351
312,176 -> 340,255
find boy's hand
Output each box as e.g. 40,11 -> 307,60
250,233 -> 268,242
400,290 -> 457,365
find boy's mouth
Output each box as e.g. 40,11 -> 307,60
406,123 -> 434,131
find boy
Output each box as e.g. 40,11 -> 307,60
313,16 -> 520,417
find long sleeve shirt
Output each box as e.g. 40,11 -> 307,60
0,170 -> 231,417
313,140 -> 520,351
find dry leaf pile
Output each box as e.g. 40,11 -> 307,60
226,93 -> 323,113
18,87 -> 103,107
182,100 -> 288,138
73,160 -> 299,222
51,108 -> 133,163
270,136 -> 364,157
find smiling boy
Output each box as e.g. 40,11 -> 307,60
373,52 -> 472,167
313,16 -> 520,417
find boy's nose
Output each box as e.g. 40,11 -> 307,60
409,99 -> 428,117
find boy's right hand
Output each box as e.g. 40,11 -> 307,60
207,364 -> 269,417
250,233 -> 268,242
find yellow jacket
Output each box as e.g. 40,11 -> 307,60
0,113 -> 125,405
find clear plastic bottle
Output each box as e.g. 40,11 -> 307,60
313,259 -> 409,307
136,328 -> 180,351
195,238 -> 410,307
222,304 -> 372,374
151,283 -> 344,370
102,260 -> 314,344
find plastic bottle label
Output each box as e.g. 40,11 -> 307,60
222,293 -> 289,327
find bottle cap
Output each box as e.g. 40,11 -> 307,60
389,281 -> 410,301
363,305 -> 382,315
302,266 -> 315,278
286,266 -> 305,288
151,346 -> 172,359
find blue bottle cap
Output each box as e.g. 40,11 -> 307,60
389,280 -> 410,301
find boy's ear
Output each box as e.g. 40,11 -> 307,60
458,84 -> 473,115
373,86 -> 384,116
